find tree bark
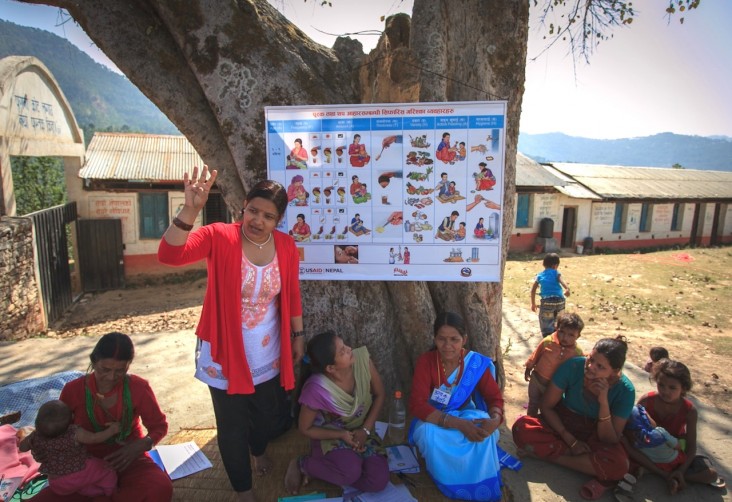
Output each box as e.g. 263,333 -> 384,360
21,0 -> 529,395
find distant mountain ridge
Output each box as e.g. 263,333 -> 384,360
0,19 -> 177,141
519,132 -> 732,172
2,19 -> 729,172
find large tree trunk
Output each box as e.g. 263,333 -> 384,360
22,0 -> 529,396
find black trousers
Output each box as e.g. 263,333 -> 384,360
209,376 -> 292,492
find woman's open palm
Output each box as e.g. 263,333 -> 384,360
184,165 -> 218,210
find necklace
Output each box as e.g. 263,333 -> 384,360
437,349 -> 465,389
85,375 -> 133,444
241,228 -> 272,249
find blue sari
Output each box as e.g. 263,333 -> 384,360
408,351 -> 518,501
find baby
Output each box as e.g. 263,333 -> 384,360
625,404 -> 684,467
19,400 -> 120,497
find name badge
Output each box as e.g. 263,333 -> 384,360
431,388 -> 451,406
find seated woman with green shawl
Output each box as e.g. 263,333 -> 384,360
284,332 -> 388,495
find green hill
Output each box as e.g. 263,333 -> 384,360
0,19 -> 178,143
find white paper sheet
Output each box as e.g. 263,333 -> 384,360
154,441 -> 213,480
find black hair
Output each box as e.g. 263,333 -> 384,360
593,336 -> 628,370
294,138 -> 302,145
90,332 -> 134,365
652,359 -> 692,393
543,253 -> 560,268
433,311 -> 467,338
296,213 -> 305,221
353,134 -> 361,140
305,331 -> 338,373
450,210 -> 459,217
556,312 -> 584,333
649,346 -> 669,362
245,180 -> 288,218
292,331 -> 338,422
35,400 -> 71,438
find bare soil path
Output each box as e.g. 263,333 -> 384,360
4,249 -> 730,501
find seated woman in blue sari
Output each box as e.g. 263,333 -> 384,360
408,311 -> 514,501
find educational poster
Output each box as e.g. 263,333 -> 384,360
265,101 -> 506,282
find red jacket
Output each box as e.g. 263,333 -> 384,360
158,223 -> 302,394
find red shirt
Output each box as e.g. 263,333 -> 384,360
409,350 -> 504,422
60,374 -> 168,458
639,391 -> 693,438
158,224 -> 302,394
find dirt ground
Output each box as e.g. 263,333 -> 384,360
51,249 -> 732,416
4,249 -> 731,501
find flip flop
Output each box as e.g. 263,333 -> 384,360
614,473 -> 637,502
580,479 -> 611,500
710,477 -> 726,489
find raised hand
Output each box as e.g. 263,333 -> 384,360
184,165 -> 218,210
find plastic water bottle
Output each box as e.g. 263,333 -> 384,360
388,390 -> 406,444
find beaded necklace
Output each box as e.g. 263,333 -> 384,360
85,375 -> 133,443
436,348 -> 465,390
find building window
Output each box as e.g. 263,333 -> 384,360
139,193 -> 168,239
516,193 -> 532,228
612,203 -> 627,233
639,203 -> 653,232
671,203 -> 684,231
204,192 -> 231,224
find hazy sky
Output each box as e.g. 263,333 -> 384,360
2,0 -> 730,140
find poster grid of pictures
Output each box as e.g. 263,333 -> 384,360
265,101 -> 506,282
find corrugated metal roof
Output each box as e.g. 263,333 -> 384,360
515,153 -> 566,187
550,163 -> 732,200
79,133 -> 203,181
542,164 -> 602,200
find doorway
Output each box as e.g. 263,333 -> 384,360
561,207 -> 577,248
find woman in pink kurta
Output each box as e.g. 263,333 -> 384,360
158,167 -> 304,500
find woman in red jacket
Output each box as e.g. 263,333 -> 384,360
158,165 -> 304,502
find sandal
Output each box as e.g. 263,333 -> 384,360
710,476 -> 726,489
580,479 -> 611,500
613,473 -> 637,502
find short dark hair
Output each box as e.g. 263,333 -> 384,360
35,400 -> 71,438
652,359 -> 692,393
556,312 -> 584,333
593,336 -> 628,370
649,346 -> 669,362
246,180 -> 288,218
543,253 -> 560,268
90,332 -> 134,365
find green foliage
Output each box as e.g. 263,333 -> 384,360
672,162 -> 684,169
10,156 -> 67,215
0,19 -> 177,137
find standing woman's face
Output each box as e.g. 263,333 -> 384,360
242,197 -> 280,240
